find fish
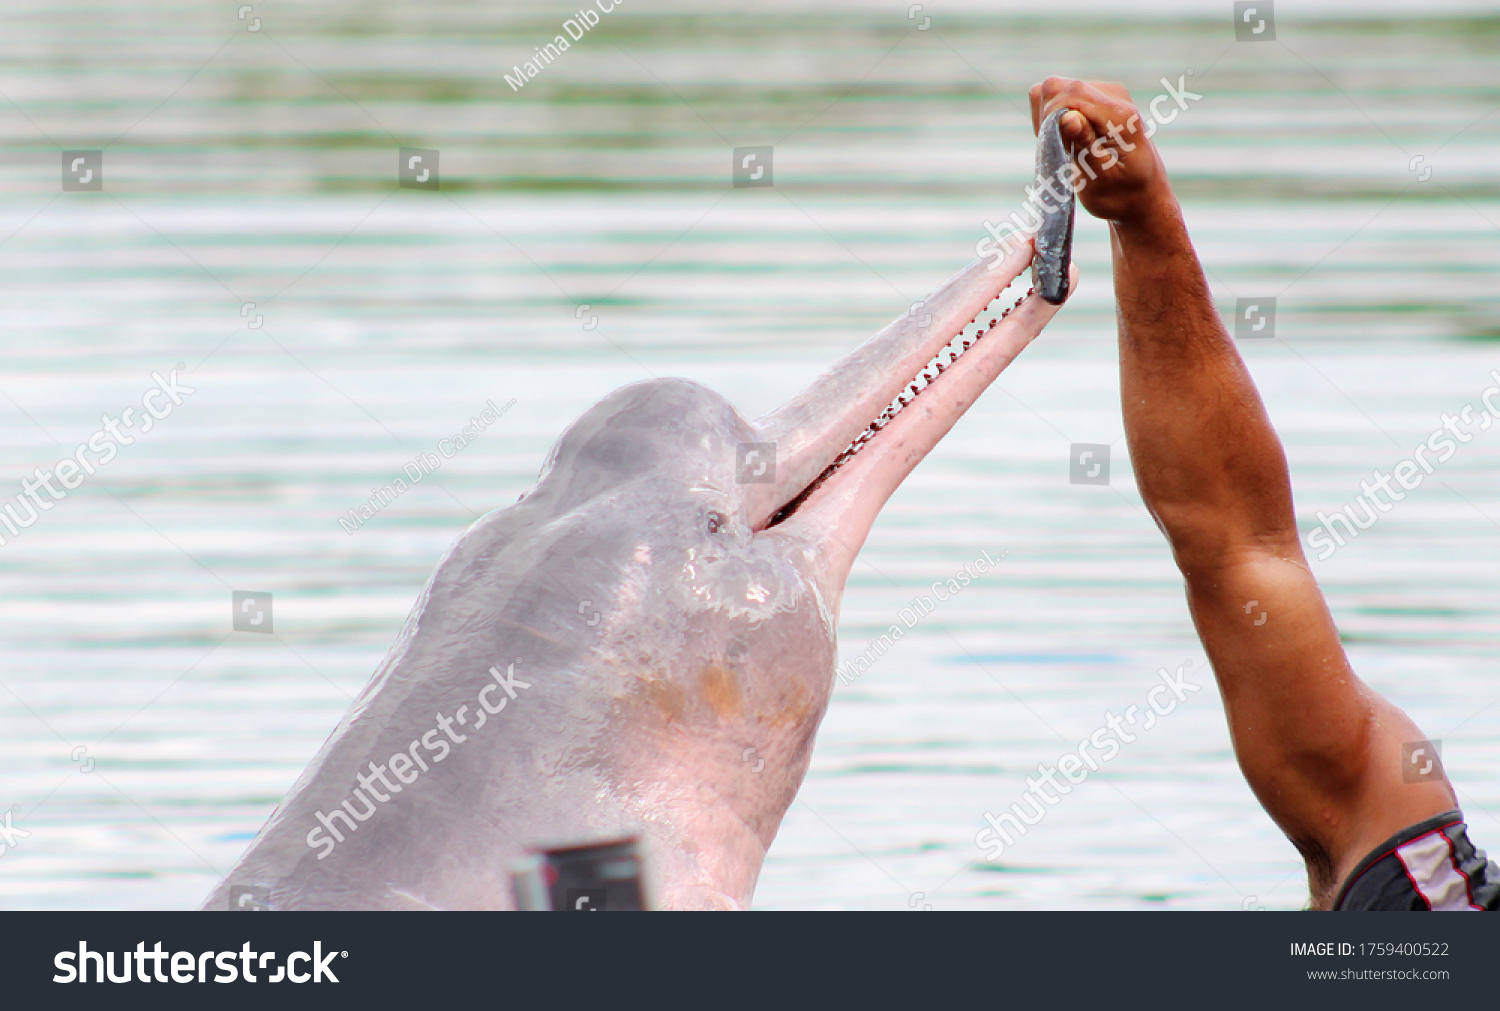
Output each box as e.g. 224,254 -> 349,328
1031,108 -> 1077,305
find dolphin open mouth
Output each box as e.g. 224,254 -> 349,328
748,237 -> 1075,579
764,281 -> 1036,529
746,113 -> 1076,577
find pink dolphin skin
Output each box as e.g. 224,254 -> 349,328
204,236 -> 1077,911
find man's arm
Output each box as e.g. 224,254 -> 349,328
1029,77 -> 1457,906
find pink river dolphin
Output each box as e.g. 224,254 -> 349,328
205,162 -> 1077,910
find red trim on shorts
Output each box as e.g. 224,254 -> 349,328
1441,831 -> 1485,911
1335,817 -> 1464,909
1393,844 -> 1434,910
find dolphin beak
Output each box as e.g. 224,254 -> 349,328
747,238 -> 1076,585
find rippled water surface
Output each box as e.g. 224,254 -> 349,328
1,1 -> 1497,910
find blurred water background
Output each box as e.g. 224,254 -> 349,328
1,0 -> 1497,910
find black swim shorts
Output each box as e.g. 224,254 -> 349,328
1335,810 -> 1500,910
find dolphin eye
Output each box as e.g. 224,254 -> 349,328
706,510 -> 727,535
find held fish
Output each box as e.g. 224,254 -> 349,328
1031,108 -> 1077,306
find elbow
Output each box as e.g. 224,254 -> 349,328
1149,500 -> 1304,577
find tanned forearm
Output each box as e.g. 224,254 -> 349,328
1110,198 -> 1298,568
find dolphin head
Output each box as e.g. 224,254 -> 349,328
204,208 -> 1076,914
486,241 -> 1076,906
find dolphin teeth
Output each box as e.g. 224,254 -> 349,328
765,282 -> 1035,528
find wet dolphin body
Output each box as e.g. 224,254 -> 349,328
205,188 -> 1078,914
